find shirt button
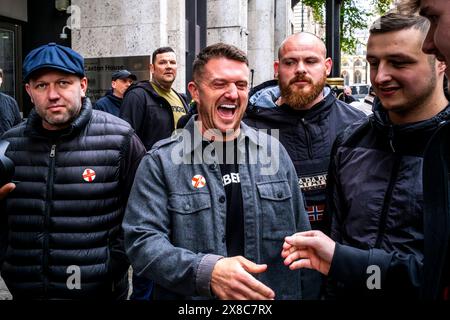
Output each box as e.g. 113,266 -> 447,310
277,192 -> 283,199
184,204 -> 191,211
219,196 -> 226,203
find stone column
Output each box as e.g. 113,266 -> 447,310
206,0 -> 248,52
274,0 -> 293,59
247,0 -> 275,86
167,0 -> 186,91
71,0 -> 186,92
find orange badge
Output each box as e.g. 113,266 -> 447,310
192,175 -> 206,189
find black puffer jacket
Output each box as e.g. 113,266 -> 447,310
327,98 -> 450,299
0,92 -> 22,136
245,80 -> 366,231
119,81 -> 188,150
0,98 -> 146,300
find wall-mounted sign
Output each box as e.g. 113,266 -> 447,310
84,56 -> 150,103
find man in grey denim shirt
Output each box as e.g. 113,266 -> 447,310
123,43 -> 310,300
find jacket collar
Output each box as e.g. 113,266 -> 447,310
246,81 -> 336,124
371,97 -> 450,133
24,97 -> 93,139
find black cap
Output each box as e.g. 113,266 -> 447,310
112,70 -> 137,81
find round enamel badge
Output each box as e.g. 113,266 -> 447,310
82,168 -> 96,182
191,175 -> 206,189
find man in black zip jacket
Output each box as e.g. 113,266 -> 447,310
282,13 -> 450,299
119,47 -> 188,151
245,33 -> 366,233
0,43 -> 146,300
244,33 -> 366,300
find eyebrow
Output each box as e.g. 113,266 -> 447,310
366,53 -> 415,60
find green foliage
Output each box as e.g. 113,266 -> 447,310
299,0 -> 393,54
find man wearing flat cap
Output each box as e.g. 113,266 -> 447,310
0,42 -> 146,300
94,69 -> 137,117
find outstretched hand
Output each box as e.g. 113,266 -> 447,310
211,256 -> 275,300
281,230 -> 336,276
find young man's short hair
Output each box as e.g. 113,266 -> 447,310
396,0 -> 421,14
370,11 -> 429,35
192,43 -> 248,82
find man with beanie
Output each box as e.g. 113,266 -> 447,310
0,43 -> 146,300
94,69 -> 137,117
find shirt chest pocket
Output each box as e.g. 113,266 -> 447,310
256,180 -> 296,240
167,191 -> 214,252
168,191 -> 212,214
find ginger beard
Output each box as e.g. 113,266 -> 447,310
279,70 -> 327,110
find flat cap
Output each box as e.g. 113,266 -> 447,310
112,69 -> 137,81
23,42 -> 85,82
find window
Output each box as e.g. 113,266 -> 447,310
354,70 -> 362,84
354,59 -> 362,67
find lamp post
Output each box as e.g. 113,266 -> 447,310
326,0 -> 343,77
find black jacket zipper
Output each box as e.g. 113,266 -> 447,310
375,155 -> 401,248
43,143 -> 56,297
301,118 -> 313,158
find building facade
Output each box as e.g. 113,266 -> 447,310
0,0 -> 298,114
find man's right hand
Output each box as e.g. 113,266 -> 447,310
0,182 -> 15,200
210,256 -> 275,300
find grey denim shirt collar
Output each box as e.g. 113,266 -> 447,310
180,115 -> 265,155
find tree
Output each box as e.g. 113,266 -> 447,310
301,0 -> 393,54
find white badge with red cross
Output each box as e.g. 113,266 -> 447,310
82,168 -> 96,182
192,175 -> 206,189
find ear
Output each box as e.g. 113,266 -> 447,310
325,57 -> 333,76
80,77 -> 88,98
111,80 -> 117,90
437,61 -> 447,74
273,60 -> 280,79
188,81 -> 199,103
25,83 -> 34,103
150,64 -> 155,74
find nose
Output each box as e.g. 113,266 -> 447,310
295,61 -> 307,75
373,62 -> 392,85
422,28 -> 437,56
224,83 -> 239,100
47,84 -> 60,101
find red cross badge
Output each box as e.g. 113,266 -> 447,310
82,168 -> 96,182
192,175 -> 206,189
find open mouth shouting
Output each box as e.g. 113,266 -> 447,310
217,104 -> 237,121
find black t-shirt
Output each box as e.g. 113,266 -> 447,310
213,139 -> 244,257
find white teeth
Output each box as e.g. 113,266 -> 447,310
220,105 -> 236,109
